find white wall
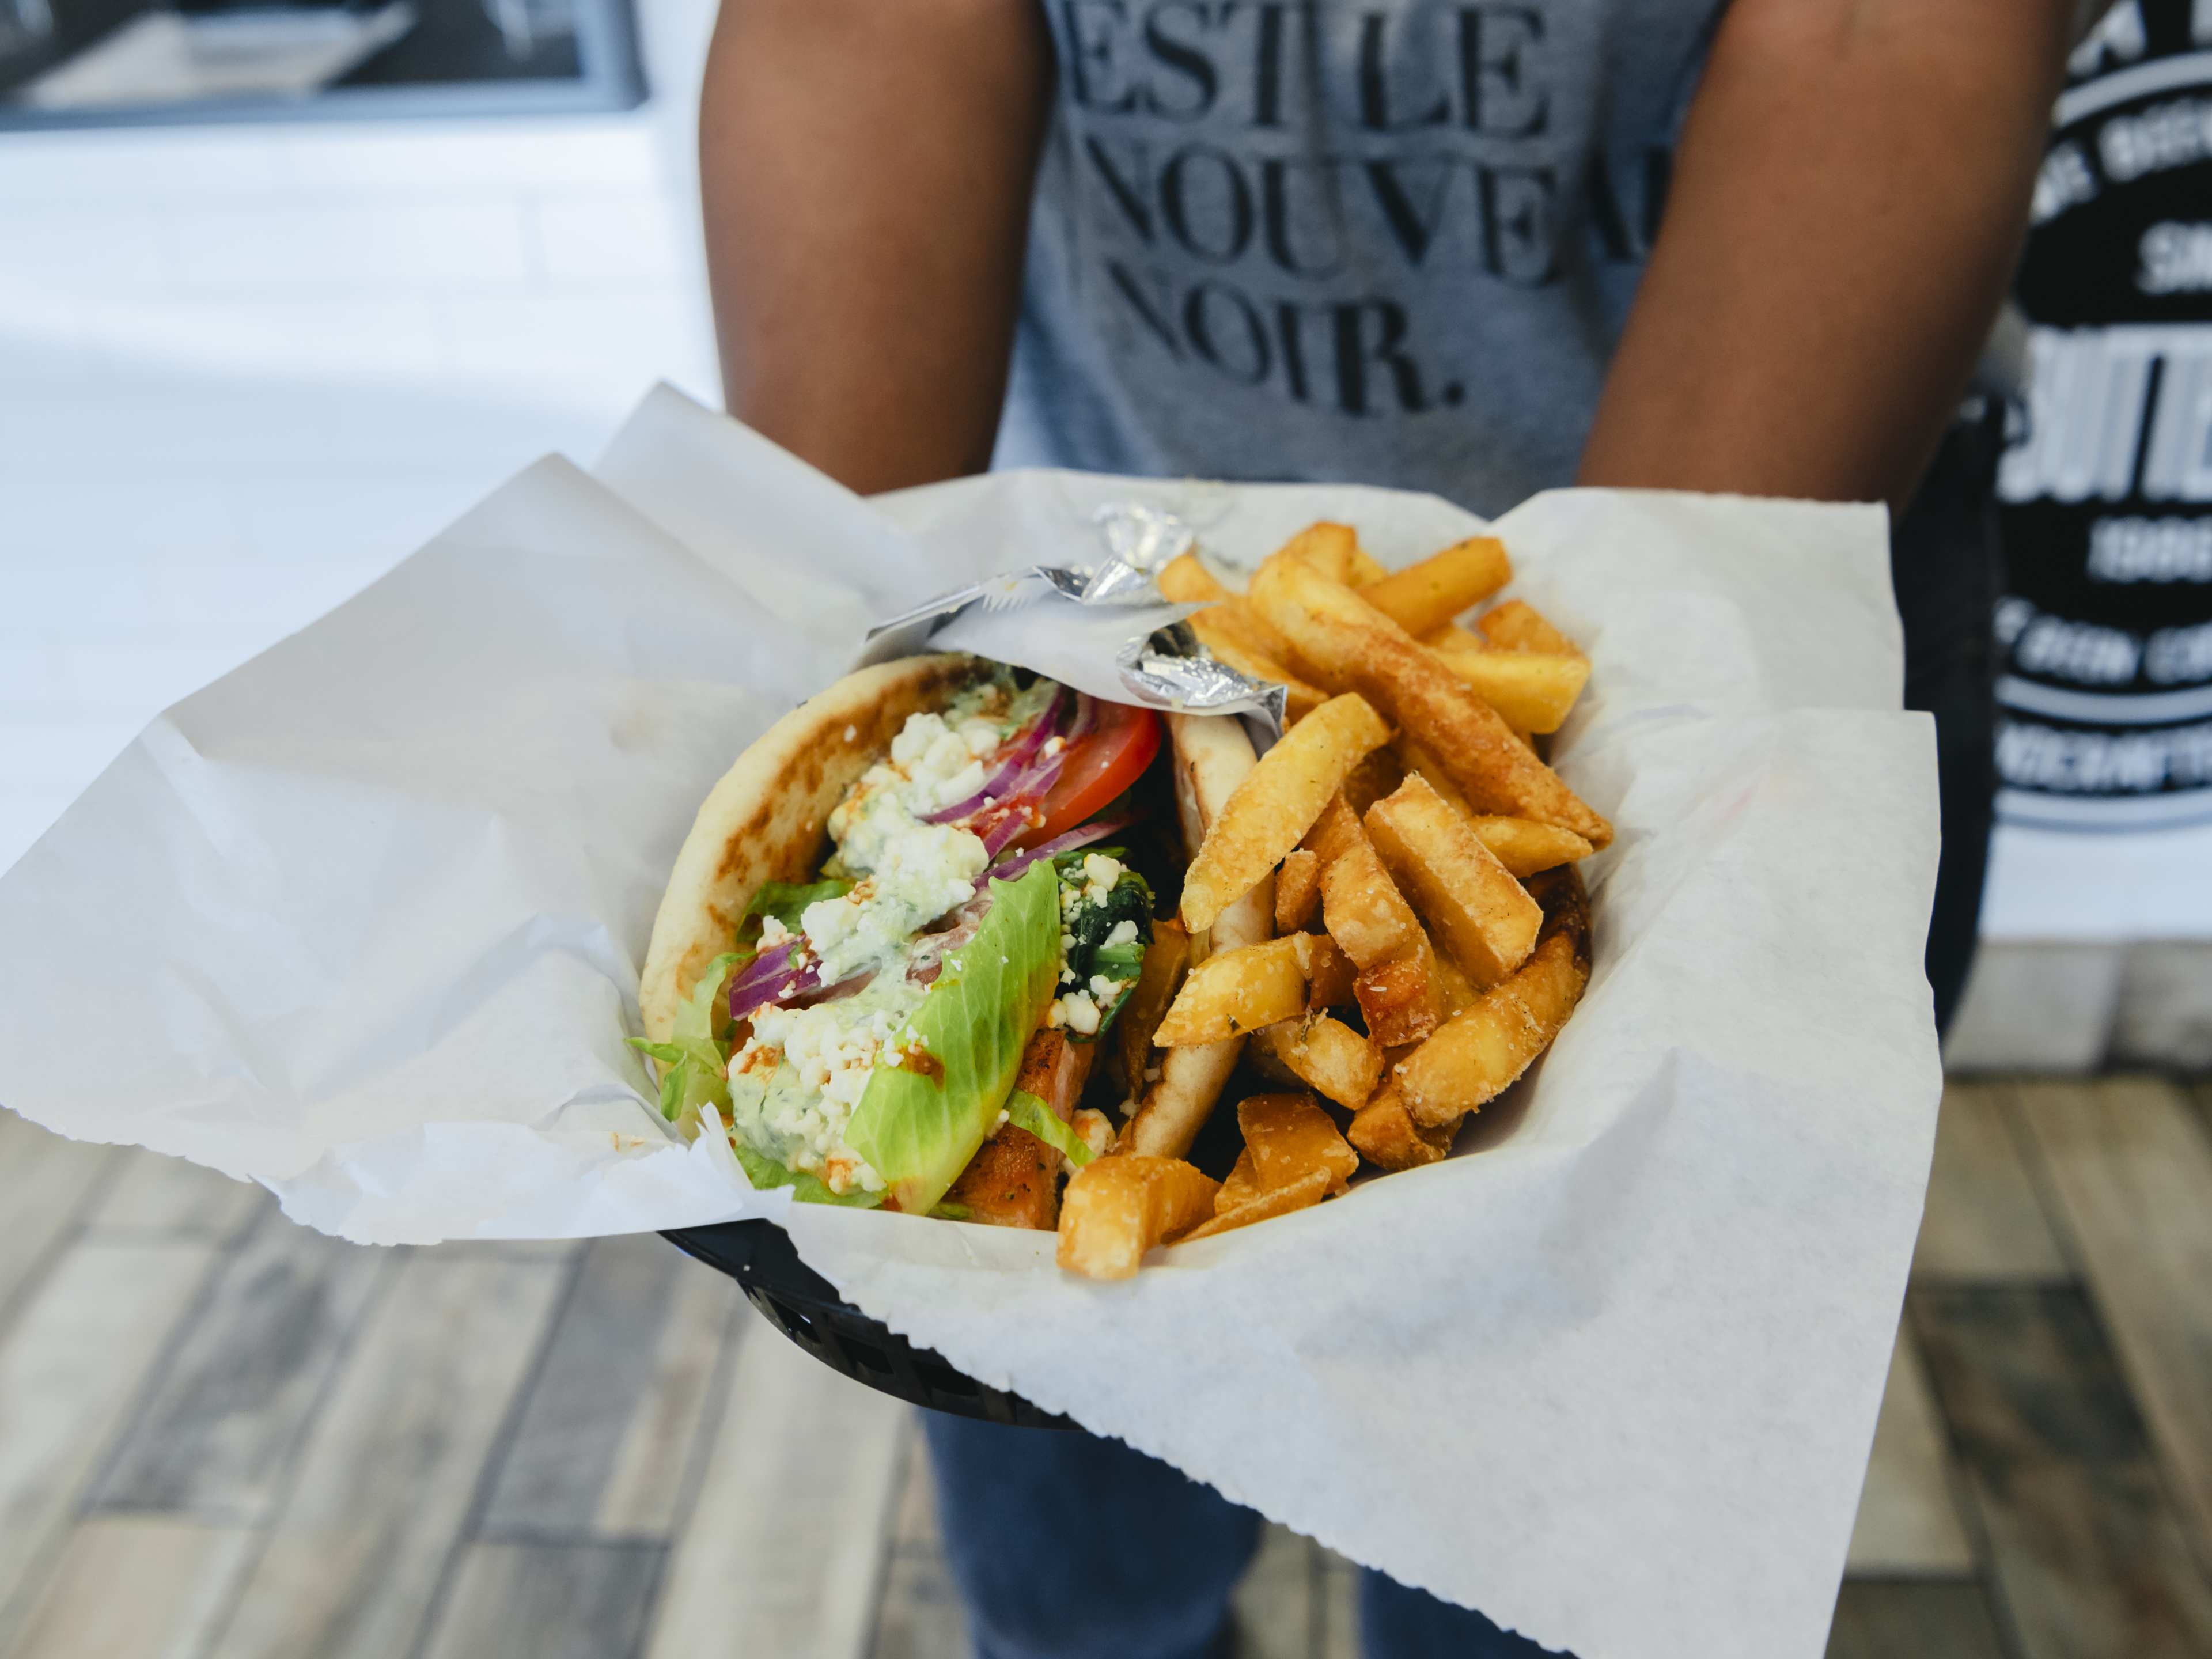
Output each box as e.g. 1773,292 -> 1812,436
0,0 -> 721,873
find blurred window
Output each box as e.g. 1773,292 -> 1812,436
0,0 -> 639,124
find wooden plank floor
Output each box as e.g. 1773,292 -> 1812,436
0,1076 -> 2205,1659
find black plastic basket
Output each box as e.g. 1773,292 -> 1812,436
664,1220 -> 1074,1429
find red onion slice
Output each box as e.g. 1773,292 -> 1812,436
979,791 -> 1057,857
971,743 -> 1076,853
922,687 -> 1069,825
728,940 -> 817,1021
783,969 -> 875,1009
1063,691 -> 1097,745
919,756 -> 1023,827
984,813 -> 1132,884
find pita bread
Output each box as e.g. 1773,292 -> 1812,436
638,653 -> 978,1043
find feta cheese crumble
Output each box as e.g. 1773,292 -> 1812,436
1050,989 -> 1102,1035
1058,853 -> 1129,918
804,695 -> 1032,985
726,975 -> 924,1193
1069,1107 -> 1115,1169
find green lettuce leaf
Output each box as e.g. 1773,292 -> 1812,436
1003,1088 -> 1096,1169
745,878 -> 851,935
626,951 -> 742,1128
732,1142 -> 883,1209
731,878 -> 853,963
843,861 -> 1062,1216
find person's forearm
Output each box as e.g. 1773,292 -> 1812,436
699,0 -> 1051,495
1577,0 -> 2071,515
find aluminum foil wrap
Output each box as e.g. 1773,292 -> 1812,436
857,503 -> 1286,732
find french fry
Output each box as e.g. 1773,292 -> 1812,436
1340,744 -> 1404,816
1427,645 -> 1589,734
1277,521 -> 1364,586
1365,774 -> 1541,987
1463,815 -> 1593,877
1247,555 -> 1611,847
1238,1092 -> 1360,1192
1392,734 -> 1476,817
1057,1156 -> 1219,1279
1153,936 -> 1310,1045
1246,1032 -> 1303,1088
1478,599 -> 1583,658
1184,593 -> 1305,668
1403,726 -> 1547,813
1180,693 -> 1391,934
1524,861 -> 1592,947
1430,939 -> 1479,1014
1185,609 -> 1329,722
1217,1147 -> 1263,1212
1354,935 -> 1450,1047
1421,622 -> 1488,654
1127,716 -> 1274,1160
1345,546 -> 1390,586
1357,537 -> 1511,637
1319,804 -> 1474,1043
1318,834 -> 1419,969
1253,1018 -> 1381,1110
1275,847 -> 1322,932
1195,598 -> 1293,661
1301,793 -> 1365,868
1347,1084 -> 1458,1171
1382,1041 -> 1423,1073
1394,867 -> 1592,1128
1274,520 -> 1389,588
1114,918 -> 1190,1098
1181,1166 -> 1334,1241
1157,551 -> 1230,604
1300,931 -> 1357,1009
1287,683 -> 1337,726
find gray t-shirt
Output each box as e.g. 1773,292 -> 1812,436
997,1 -> 1726,517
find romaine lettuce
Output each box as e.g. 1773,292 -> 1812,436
732,1142 -> 883,1209
627,950 -> 741,1128
844,861 -> 1062,1215
1004,1088 -> 1097,1169
733,878 -> 852,960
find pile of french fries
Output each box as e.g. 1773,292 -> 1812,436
1057,524 -> 1605,1281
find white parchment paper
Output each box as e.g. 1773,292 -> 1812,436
0,385 -> 1939,1659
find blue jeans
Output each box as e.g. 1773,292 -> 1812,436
922,1414 -> 1568,1659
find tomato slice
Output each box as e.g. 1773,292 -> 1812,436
1021,700 -> 1162,849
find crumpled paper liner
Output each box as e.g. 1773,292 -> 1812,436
0,385 -> 1936,1659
